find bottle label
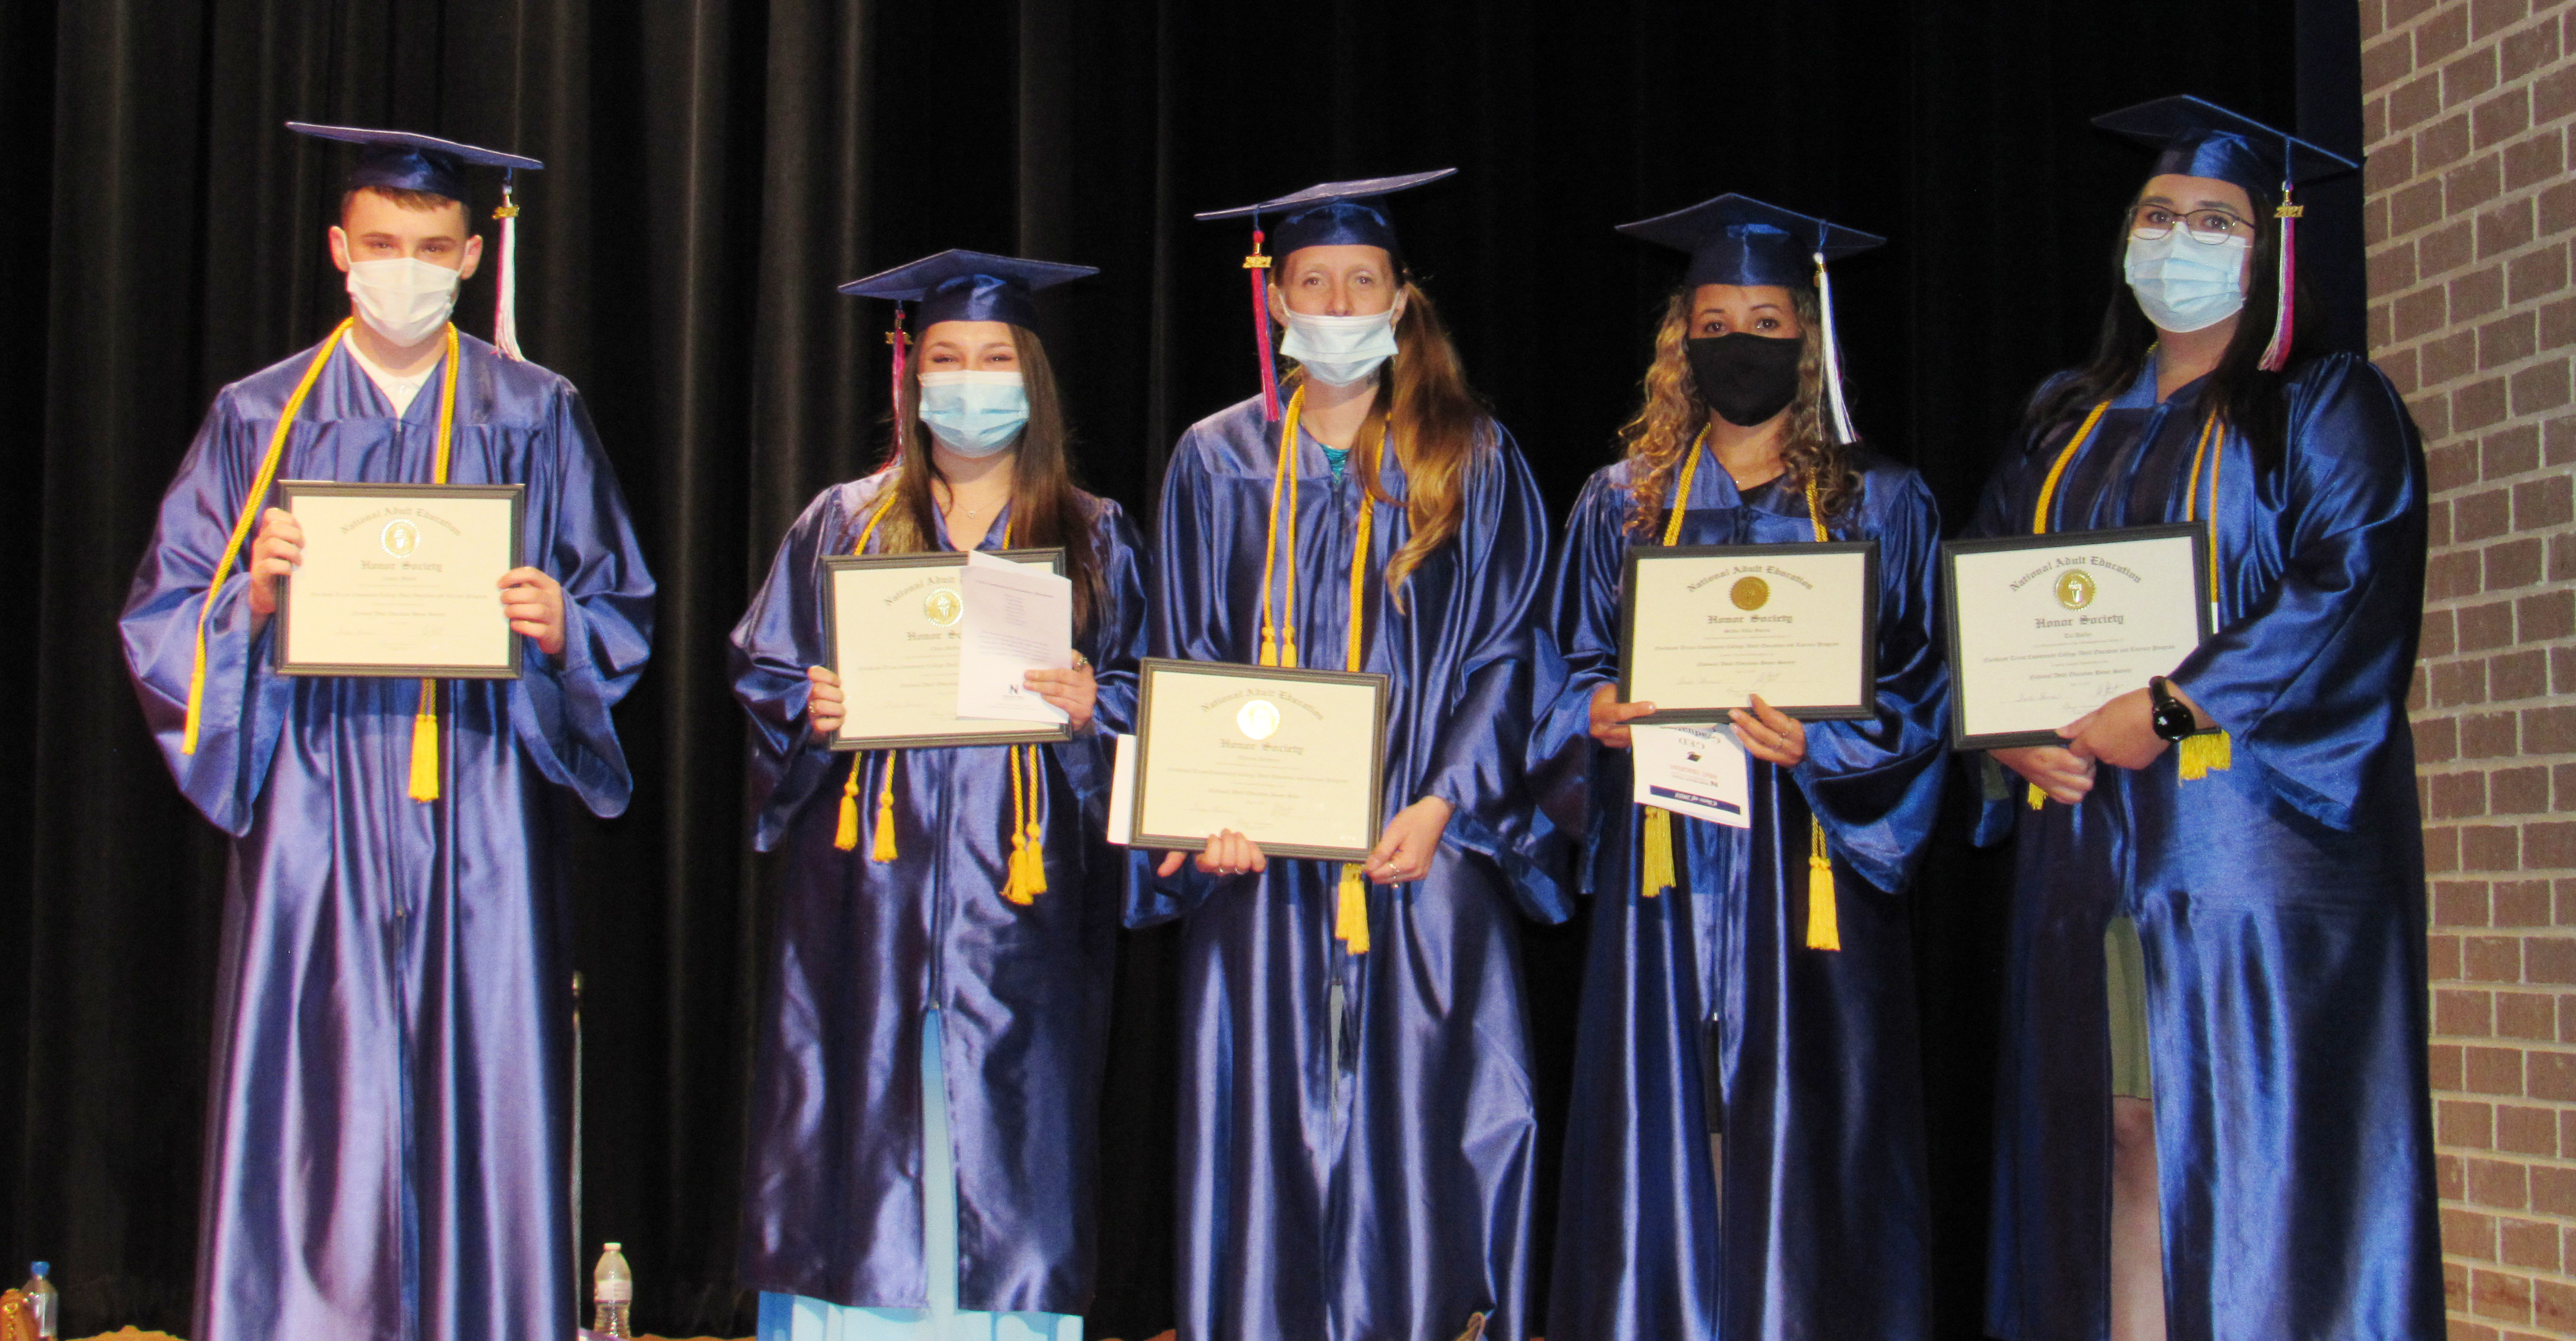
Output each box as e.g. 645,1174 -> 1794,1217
594,1282 -> 633,1304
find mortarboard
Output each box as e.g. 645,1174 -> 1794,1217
2091,96 -> 2361,370
838,249 -> 1097,432
1618,193 -> 1884,445
1195,169 -> 1457,420
289,121 -> 546,361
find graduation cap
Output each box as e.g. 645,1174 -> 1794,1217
289,121 -> 547,361
1618,193 -> 1884,445
2091,96 -> 2361,370
1195,169 -> 1457,420
838,249 -> 1098,433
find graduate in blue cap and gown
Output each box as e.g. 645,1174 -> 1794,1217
1972,97 -> 2441,1341
1133,172 -> 1564,1341
1530,195 -> 1947,1341
119,123 -> 654,1341
731,251 -> 1148,1341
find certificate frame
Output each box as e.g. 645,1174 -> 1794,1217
1940,523 -> 2213,752
275,480 -> 527,679
1130,658 -> 1391,863
1616,540 -> 1881,722
822,548 -> 1071,751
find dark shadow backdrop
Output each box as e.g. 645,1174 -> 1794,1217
0,0 -> 2360,1336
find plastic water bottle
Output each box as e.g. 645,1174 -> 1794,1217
22,1263 -> 55,1340
591,1243 -> 632,1338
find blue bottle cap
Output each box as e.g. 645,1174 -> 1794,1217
30,1262 -> 46,1276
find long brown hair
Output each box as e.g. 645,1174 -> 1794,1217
1617,287 -> 1860,535
2020,183 -> 2318,472
1273,278 -> 1486,602
868,325 -> 1106,632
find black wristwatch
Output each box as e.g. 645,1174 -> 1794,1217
2147,676 -> 2196,743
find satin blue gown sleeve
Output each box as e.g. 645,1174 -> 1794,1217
1126,395 -> 1557,1341
118,334 -> 655,1341
731,471 -> 1147,1317
1976,352 -> 2442,1341
1531,451 -> 1947,1341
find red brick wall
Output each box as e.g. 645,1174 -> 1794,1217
2365,0 -> 2576,1333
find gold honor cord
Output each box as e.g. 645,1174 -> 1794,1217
179,320 -> 462,807
1259,386 -> 1383,953
828,489 -> 1049,903
2021,402 -> 2231,811
1638,431 -> 1840,951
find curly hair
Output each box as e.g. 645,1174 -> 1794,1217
1616,286 -> 1860,536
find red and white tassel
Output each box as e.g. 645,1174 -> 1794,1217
888,305 -> 912,443
2260,181 -> 2300,373
493,178 -> 525,361
1814,252 -> 1857,445
1247,225 -> 1282,421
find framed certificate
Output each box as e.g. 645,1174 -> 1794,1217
1942,524 -> 2212,750
276,481 -> 526,678
1130,658 -> 1391,862
1618,541 -> 1880,721
823,549 -> 1071,750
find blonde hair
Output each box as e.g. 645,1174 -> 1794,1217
1616,287 -> 1860,534
1276,278 -> 1486,604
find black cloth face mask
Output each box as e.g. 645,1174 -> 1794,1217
1686,333 -> 1803,428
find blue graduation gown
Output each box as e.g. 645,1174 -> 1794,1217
731,471 -> 1147,1316
1972,353 -> 2443,1341
1529,452 -> 1947,1341
1130,396 -> 1565,1341
119,332 -> 655,1341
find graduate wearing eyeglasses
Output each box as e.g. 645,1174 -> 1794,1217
1531,197 -> 1947,1341
119,124 -> 654,1341
1133,173 -> 1564,1341
1972,98 -> 2440,1341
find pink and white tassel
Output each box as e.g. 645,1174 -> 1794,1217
1814,251 -> 1858,445
2260,181 -> 2300,372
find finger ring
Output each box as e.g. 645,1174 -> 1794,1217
1073,653 -> 1091,669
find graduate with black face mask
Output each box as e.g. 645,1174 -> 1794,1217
1971,97 -> 2439,1341
1529,195 -> 1948,1341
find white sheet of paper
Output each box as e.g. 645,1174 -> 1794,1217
1107,733 -> 1139,845
1631,723 -> 1751,829
955,549 -> 1074,723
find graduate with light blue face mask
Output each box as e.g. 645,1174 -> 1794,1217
731,249 -> 1153,1341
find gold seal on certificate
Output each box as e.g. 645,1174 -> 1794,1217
276,481 -> 527,678
1618,541 -> 1880,721
1942,524 -> 2212,750
822,549 -> 1071,750
1130,659 -> 1391,862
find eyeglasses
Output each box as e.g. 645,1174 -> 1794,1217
2129,204 -> 2253,245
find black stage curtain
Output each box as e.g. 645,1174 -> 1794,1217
0,1 -> 2357,1336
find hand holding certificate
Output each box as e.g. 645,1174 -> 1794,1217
1942,525 -> 2210,750
1620,541 -> 1878,721
276,481 -> 527,678
823,549 -> 1072,750
1130,659 -> 1390,862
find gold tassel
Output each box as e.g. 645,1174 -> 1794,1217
1002,745 -> 1046,905
2028,782 -> 2045,810
833,754 -> 864,852
1805,817 -> 1840,952
407,680 -> 441,801
1336,863 -> 1370,953
871,752 -> 898,861
2177,729 -> 2232,781
1640,805 -> 1676,899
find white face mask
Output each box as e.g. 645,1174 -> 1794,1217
2123,229 -> 2250,334
916,370 -> 1030,456
1278,306 -> 1402,386
346,256 -> 462,348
